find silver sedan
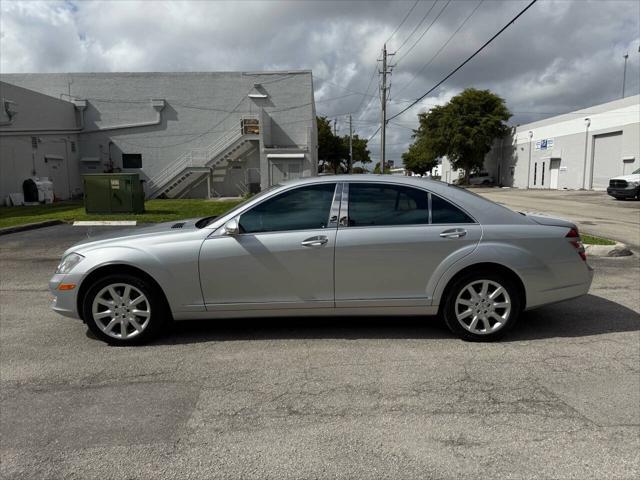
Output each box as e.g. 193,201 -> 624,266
50,175 -> 593,344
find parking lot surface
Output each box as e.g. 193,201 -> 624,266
476,189 -> 640,248
1,224 -> 639,479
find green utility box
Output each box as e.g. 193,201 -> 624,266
83,173 -> 145,214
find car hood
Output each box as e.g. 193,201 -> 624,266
67,218 -> 209,254
610,173 -> 640,182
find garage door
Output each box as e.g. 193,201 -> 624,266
591,131 -> 622,190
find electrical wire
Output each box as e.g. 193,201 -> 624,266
395,0 -> 453,65
393,0 -> 439,53
388,0 -> 540,121
386,0 -> 421,44
394,0 -> 485,97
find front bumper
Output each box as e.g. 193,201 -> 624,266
49,273 -> 82,319
607,186 -> 639,198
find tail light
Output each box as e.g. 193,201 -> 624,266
566,228 -> 586,261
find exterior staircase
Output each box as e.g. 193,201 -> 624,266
147,119 -> 259,199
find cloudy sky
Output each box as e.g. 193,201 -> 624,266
1,0 -> 639,162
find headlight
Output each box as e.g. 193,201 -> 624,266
629,180 -> 640,188
56,253 -> 84,274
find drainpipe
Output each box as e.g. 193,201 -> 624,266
582,117 -> 591,189
527,131 -> 533,188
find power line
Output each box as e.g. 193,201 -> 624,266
351,0 -> 422,117
388,0 -> 539,121
386,0 -> 421,44
352,65 -> 380,115
394,0 -> 485,97
395,0 -> 453,65
394,0 -> 439,53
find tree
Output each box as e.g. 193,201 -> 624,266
317,116 -> 344,173
402,88 -> 511,183
317,116 -> 371,173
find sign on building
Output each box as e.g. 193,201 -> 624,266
535,138 -> 555,151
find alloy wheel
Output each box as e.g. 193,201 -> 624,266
91,283 -> 151,340
454,279 -> 511,335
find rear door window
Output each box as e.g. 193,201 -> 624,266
347,183 -> 429,226
431,194 -> 474,224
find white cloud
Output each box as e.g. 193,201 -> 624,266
1,0 -> 639,161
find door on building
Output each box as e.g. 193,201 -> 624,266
591,131 -> 622,189
549,158 -> 561,189
270,160 -> 303,184
45,155 -> 69,199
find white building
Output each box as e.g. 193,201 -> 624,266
0,71 -> 317,200
441,94 -> 639,190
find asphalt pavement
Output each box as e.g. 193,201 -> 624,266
476,188 -> 640,249
1,223 -> 639,479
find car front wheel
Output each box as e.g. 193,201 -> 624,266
82,274 -> 167,345
442,272 -> 522,341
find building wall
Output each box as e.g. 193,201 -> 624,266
441,94 -> 640,190
1,71 -> 317,198
0,82 -> 82,200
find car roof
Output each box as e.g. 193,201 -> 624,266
279,175 -> 528,225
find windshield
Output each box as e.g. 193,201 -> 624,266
633,168 -> 640,175
197,184 -> 281,228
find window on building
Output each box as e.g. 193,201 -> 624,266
541,162 -> 545,186
533,163 -> 537,185
239,183 -> 336,233
348,183 -> 429,227
431,194 -> 474,224
70,141 -> 76,153
122,153 -> 142,169
31,137 -> 38,149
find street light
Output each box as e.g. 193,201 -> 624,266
622,53 -> 629,98
582,118 -> 591,189
527,130 -> 533,188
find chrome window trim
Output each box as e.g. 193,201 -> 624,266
338,182 -> 349,228
328,183 -> 343,228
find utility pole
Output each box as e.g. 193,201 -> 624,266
348,114 -> 353,174
379,44 -> 394,174
622,53 -> 629,98
333,118 -> 337,135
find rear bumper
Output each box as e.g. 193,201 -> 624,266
607,186 -> 639,198
525,262 -> 594,310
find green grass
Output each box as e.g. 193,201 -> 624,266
0,199 -> 243,229
581,234 -> 616,245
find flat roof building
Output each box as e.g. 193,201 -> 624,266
441,94 -> 639,190
0,71 -> 317,201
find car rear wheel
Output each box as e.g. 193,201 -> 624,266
82,274 -> 167,345
442,272 -> 521,341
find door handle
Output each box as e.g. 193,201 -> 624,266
440,228 -> 467,239
301,235 -> 328,247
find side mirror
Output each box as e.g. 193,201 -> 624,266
223,218 -> 239,236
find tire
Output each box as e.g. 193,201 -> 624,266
442,271 -> 522,342
82,273 -> 168,345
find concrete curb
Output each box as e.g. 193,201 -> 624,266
0,220 -> 64,236
585,242 -> 633,257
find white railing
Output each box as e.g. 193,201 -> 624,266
147,114 -> 259,197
